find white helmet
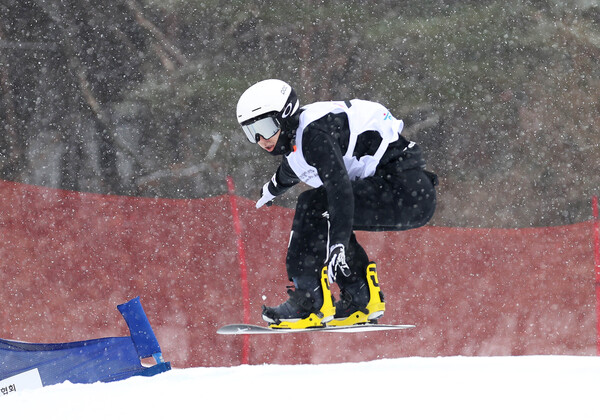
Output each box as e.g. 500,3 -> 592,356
236,79 -> 299,144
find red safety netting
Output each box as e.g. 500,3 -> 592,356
0,179 -> 596,367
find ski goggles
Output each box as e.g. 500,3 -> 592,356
241,114 -> 280,144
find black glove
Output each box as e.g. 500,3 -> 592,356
325,244 -> 351,283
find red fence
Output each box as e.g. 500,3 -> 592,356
0,179 -> 597,367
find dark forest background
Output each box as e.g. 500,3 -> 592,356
0,0 -> 598,227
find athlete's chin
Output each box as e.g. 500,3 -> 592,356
263,145 -> 282,156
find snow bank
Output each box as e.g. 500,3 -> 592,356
2,356 -> 598,419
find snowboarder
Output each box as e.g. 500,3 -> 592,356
236,79 -> 437,329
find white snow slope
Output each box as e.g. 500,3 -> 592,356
2,356 -> 599,419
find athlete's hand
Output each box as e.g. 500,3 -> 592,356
325,244 -> 351,283
256,182 -> 275,208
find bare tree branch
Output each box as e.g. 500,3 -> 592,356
123,0 -> 188,67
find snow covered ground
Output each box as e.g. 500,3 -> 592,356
2,356 -> 599,419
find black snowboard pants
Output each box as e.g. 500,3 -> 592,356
286,165 -> 437,284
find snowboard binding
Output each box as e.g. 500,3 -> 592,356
264,267 -> 335,329
328,262 -> 385,327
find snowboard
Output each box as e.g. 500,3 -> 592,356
217,323 -> 415,335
